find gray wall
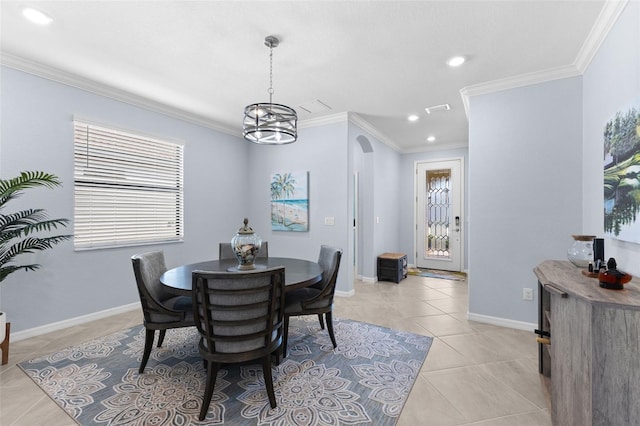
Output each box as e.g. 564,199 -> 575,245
246,121 -> 352,293
582,0 -> 640,274
348,122 -> 402,281
467,77 -> 583,325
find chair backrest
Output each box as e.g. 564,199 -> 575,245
309,245 -> 343,300
192,267 -> 285,360
219,241 -> 268,260
131,251 -> 173,318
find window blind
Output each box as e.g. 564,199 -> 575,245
73,121 -> 184,249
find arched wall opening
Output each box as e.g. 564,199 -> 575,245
353,135 -> 375,279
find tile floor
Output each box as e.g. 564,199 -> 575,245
0,274 -> 551,425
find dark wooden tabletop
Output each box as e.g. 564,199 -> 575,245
160,257 -> 322,296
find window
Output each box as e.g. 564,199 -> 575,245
73,120 -> 184,249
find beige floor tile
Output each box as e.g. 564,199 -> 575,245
423,279 -> 461,289
421,337 -> 474,371
464,409 -> 551,425
429,285 -> 469,298
426,297 -> 469,314
414,314 -> 475,337
481,359 -> 548,409
388,299 -> 447,318
448,313 -> 511,333
398,375 -> 467,426
11,395 -> 77,426
424,365 -> 539,423
481,327 -> 538,359
439,333 -> 527,364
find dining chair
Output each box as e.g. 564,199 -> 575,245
192,266 -> 285,420
219,241 -> 269,260
283,245 -> 342,357
131,251 -> 194,373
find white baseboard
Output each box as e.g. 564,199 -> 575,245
361,276 -> 376,283
11,303 -> 140,342
467,312 -> 537,332
335,289 -> 355,297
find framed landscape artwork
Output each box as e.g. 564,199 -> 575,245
271,171 -> 309,232
603,97 -> 640,244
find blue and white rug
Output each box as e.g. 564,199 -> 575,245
19,317 -> 432,425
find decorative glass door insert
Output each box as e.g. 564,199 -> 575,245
426,169 -> 451,258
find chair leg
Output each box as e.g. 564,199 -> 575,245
157,330 -> 166,347
262,357 -> 277,409
199,361 -> 219,421
317,313 -> 325,330
326,312 -> 337,349
139,329 -> 155,373
283,315 -> 290,358
272,345 -> 282,366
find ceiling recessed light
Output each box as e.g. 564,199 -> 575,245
446,56 -> 465,67
22,7 -> 53,25
408,115 -> 419,122
427,136 -> 436,143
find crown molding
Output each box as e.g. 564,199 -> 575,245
574,0 -> 629,72
0,52 -> 241,137
298,112 -> 349,128
459,64 -> 581,118
347,113 -> 404,153
459,0 -> 628,118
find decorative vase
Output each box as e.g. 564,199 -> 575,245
567,235 -> 596,268
231,218 -> 262,270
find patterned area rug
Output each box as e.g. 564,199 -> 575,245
19,317 -> 432,425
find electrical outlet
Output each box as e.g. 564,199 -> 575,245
523,288 -> 534,301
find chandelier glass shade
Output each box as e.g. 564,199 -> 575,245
243,36 -> 297,145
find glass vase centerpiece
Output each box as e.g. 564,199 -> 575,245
231,218 -> 262,270
567,235 -> 596,268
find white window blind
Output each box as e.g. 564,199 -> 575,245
73,120 -> 184,249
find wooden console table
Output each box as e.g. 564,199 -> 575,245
534,260 -> 640,426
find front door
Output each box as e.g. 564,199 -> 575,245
416,159 -> 463,271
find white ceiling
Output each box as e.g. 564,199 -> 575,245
1,1 -> 613,152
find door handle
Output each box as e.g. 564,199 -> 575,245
455,216 -> 460,232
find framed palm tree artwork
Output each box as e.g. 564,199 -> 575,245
603,97 -> 640,244
270,171 -> 309,231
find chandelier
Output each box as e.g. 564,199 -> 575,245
243,36 -> 297,145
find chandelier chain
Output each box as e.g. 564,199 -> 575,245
268,45 -> 274,102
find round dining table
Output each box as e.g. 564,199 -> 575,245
160,257 -> 322,296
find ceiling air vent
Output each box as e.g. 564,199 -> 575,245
425,103 -> 451,114
298,100 -> 332,114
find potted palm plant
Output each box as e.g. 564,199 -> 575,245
0,171 -> 72,347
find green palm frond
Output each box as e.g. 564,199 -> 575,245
0,264 -> 39,283
0,171 -> 62,208
0,209 -> 70,237
0,171 -> 71,283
